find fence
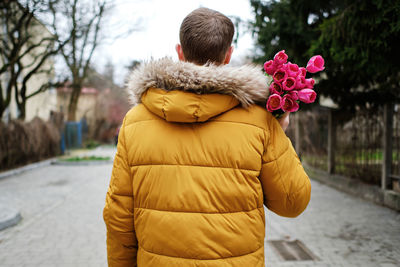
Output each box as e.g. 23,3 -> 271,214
287,108 -> 329,171
392,105 -> 400,182
335,106 -> 383,185
288,103 -> 400,190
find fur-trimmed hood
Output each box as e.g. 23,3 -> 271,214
127,57 -> 270,107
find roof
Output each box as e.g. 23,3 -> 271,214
57,86 -> 99,95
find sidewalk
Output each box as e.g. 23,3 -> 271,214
0,146 -> 399,266
264,179 -> 400,267
0,146 -> 113,232
0,146 -> 116,267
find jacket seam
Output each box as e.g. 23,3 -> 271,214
123,118 -> 267,132
273,153 -> 289,196
193,94 -> 201,121
107,228 -> 135,234
264,178 -> 309,201
115,117 -> 133,187
265,118 -> 290,198
134,206 -> 264,214
209,120 -> 267,131
129,163 -> 259,172
262,145 -> 290,164
161,95 -> 167,119
290,180 -> 309,196
138,243 -> 264,261
110,192 -> 132,197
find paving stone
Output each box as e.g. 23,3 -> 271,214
265,180 -> 400,266
0,146 -> 399,266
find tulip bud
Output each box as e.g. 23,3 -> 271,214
273,50 -> 288,65
306,55 -> 325,73
298,89 -> 317,103
266,94 -> 283,112
264,60 -> 277,76
281,94 -> 299,112
282,77 -> 296,91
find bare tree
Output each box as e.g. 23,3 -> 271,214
49,0 -> 109,121
0,0 -> 65,120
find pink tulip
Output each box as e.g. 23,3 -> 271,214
269,82 -> 284,95
280,63 -> 289,71
296,75 -> 307,89
298,88 -> 317,103
281,94 -> 299,112
266,94 -> 282,112
264,60 -> 277,76
305,78 -> 315,88
273,50 -> 288,65
282,77 -> 296,91
306,55 -> 325,73
299,67 -> 307,77
288,90 -> 299,100
287,62 -> 299,77
273,67 -> 288,83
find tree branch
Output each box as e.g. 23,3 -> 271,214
82,1 -> 105,79
77,12 -> 97,70
21,47 -> 58,86
71,0 -> 78,73
26,82 -> 52,99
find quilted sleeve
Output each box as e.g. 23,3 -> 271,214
260,115 -> 311,218
103,118 -> 137,266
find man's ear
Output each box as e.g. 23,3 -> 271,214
223,46 -> 234,65
175,44 -> 185,61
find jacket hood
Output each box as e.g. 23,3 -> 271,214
126,57 -> 269,122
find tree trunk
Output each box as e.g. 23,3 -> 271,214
0,101 -> 5,120
17,101 -> 26,120
327,109 -> 336,174
67,84 -> 81,121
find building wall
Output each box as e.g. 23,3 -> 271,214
22,19 -> 57,121
0,5 -> 57,122
57,90 -> 98,124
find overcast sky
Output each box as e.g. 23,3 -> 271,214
95,0 -> 256,84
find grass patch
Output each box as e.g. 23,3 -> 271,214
83,140 -> 101,149
60,155 -> 111,162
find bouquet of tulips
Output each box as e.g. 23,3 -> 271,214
264,50 -> 325,116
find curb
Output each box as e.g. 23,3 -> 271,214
0,158 -> 57,181
304,163 -> 400,211
0,204 -> 22,231
51,160 -> 113,166
0,146 -> 116,181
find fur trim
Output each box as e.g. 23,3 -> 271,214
126,58 -> 270,107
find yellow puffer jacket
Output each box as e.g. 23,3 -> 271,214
103,58 -> 311,267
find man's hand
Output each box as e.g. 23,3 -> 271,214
278,112 -> 290,132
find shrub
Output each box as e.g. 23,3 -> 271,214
0,117 -> 61,171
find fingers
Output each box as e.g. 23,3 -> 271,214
278,112 -> 290,131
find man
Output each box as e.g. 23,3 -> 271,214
104,7 -> 310,267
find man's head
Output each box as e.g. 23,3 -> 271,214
176,7 -> 234,65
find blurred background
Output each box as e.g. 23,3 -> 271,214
0,0 -> 399,266
0,0 -> 257,169
2,0 -> 399,193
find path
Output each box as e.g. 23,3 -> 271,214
0,147 -> 399,266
